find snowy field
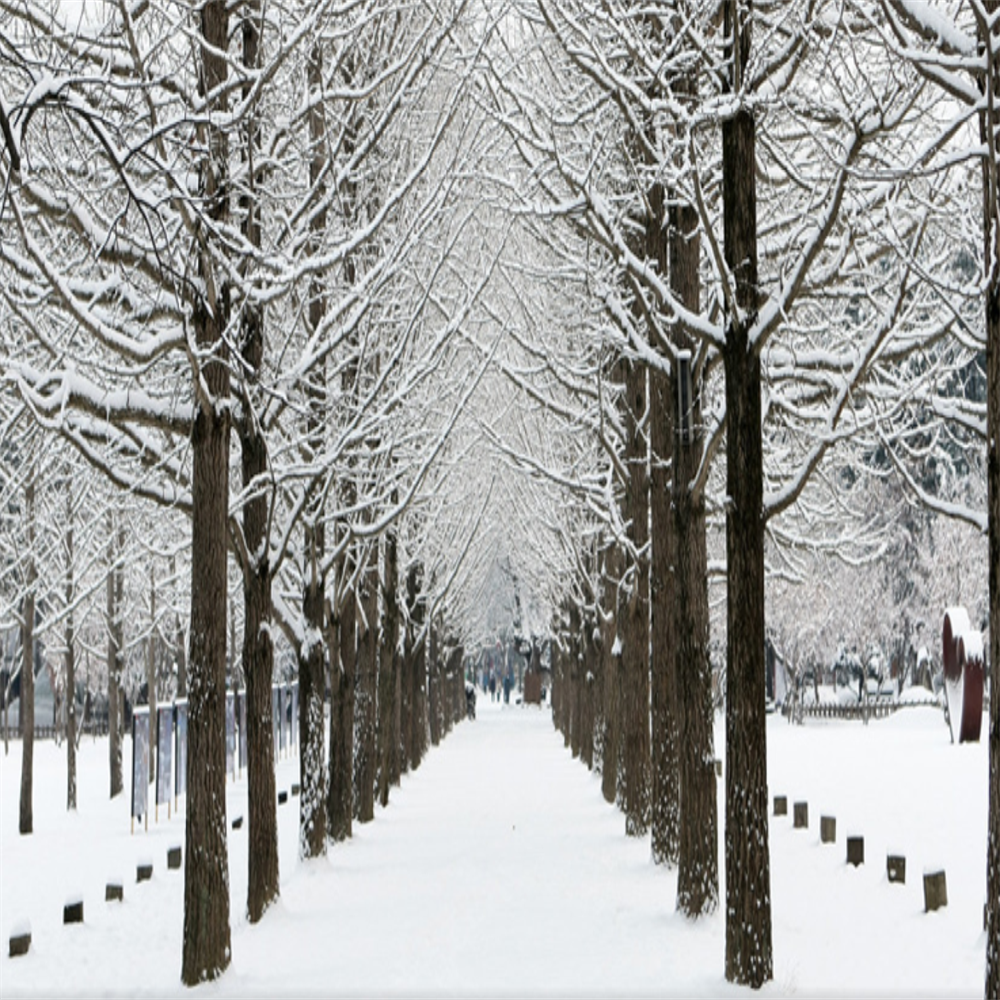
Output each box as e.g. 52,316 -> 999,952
0,696 -> 989,998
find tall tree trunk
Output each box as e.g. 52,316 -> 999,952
648,180 -> 680,867
19,475 -> 35,835
236,0 -> 279,921
428,621 -> 441,748
328,576 -> 355,842
392,643 -> 403,784
721,2 -> 771,985
240,409 -> 279,919
107,514 -> 124,798
671,193 -> 719,917
406,563 -> 427,770
354,545 -> 378,823
182,2 -> 232,983
600,544 -> 623,806
551,618 -> 563,735
147,566 -> 157,783
379,523 -> 400,806
297,39 -> 330,860
980,5 -> 1000,996
590,612 -> 606,775
299,572 -> 327,853
569,603 -> 581,755
65,482 -> 76,811
581,622 -> 596,770
984,217 -> 999,1000
400,591 -> 414,776
621,359 -> 651,837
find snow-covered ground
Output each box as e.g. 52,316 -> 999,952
0,696 -> 989,997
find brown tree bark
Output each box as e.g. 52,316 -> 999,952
19,476 -> 35,836
107,514 -> 124,799
428,620 -> 441,748
600,544 -> 623,806
648,180 -> 681,867
400,578 -> 414,776
146,566 -> 157,783
405,563 -> 427,770
721,2 -> 771,985
239,407 -> 279,917
354,546 -> 378,823
298,39 -> 330,859
237,1 -> 279,922
985,203 -> 999,1000
568,603 -> 581,756
299,569 -> 327,853
621,356 -> 651,837
551,617 -> 564,735
670,195 -> 719,917
328,577 -> 355,842
182,2 -> 232,983
580,620 -> 597,770
379,523 -> 400,806
65,483 -> 76,811
980,5 -> 1000,997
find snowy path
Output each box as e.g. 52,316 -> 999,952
1,698 -> 989,996
225,696 -> 720,997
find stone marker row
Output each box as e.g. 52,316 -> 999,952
774,794 -> 952,915
9,845 -> 183,959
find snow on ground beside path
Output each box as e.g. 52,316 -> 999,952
0,696 -> 989,997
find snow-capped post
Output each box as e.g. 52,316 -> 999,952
821,817 -> 836,844
923,870 -> 947,912
793,802 -> 808,829
847,836 -> 864,867
8,924 -> 30,959
887,855 -> 905,884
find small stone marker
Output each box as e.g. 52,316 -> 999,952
793,802 -> 808,829
774,795 -> 787,816
278,790 -> 288,805
820,816 -> 836,844
106,882 -> 123,902
9,930 -> 30,958
924,870 -> 947,912
887,855 -> 906,884
292,783 -> 301,797
232,815 -> 244,830
167,846 -> 182,870
137,862 -> 153,882
847,836 -> 864,866
63,900 -> 84,924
